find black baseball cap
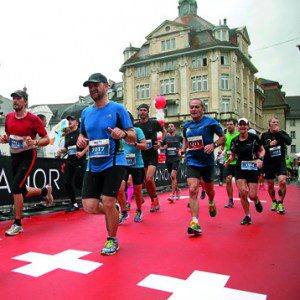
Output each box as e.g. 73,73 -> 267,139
138,103 -> 150,111
11,90 -> 28,101
66,115 -> 77,121
83,73 -> 108,87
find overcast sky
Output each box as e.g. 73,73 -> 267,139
0,0 -> 299,106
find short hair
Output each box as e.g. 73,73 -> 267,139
268,116 -> 279,126
37,114 -> 46,121
226,118 -> 237,125
189,99 -> 205,109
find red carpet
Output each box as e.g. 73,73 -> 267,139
1,184 -> 299,299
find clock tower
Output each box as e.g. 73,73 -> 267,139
178,0 -> 198,18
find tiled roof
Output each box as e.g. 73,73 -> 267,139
286,96 -> 300,118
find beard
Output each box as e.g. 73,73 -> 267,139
91,89 -> 106,101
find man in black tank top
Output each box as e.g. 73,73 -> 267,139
134,104 -> 167,212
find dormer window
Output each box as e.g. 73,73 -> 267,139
117,87 -> 123,98
161,38 -> 176,51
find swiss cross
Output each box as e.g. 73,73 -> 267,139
12,249 -> 102,277
138,270 -> 266,300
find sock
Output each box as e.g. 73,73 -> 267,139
278,201 -> 283,204
41,187 -> 48,197
246,214 -> 251,218
14,219 -> 21,226
229,198 -> 233,202
192,217 -> 198,223
273,199 -> 278,203
126,186 -> 134,203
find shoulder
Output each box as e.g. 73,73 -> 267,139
183,120 -> 192,129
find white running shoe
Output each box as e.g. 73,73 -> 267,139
5,224 -> 24,236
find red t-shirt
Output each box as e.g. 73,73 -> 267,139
5,112 -> 47,139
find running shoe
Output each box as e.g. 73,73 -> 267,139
119,211 -> 129,224
168,195 -> 175,203
255,200 -> 263,213
200,189 -> 206,199
154,197 -> 160,211
277,203 -> 285,214
150,201 -> 156,212
187,220 -> 202,235
5,224 -> 24,236
134,210 -> 143,222
44,185 -> 54,206
175,189 -> 181,200
65,203 -> 79,213
271,201 -> 278,211
208,201 -> 217,217
240,216 -> 251,225
125,202 -> 131,211
224,200 -> 234,208
101,238 -> 119,255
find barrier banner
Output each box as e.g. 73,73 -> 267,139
0,157 -> 187,207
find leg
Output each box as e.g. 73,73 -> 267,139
278,175 -> 287,202
144,165 -> 157,199
187,178 -> 199,218
102,195 -> 119,238
236,179 -> 249,216
171,169 -> 178,197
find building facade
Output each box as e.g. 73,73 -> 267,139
120,0 -> 262,130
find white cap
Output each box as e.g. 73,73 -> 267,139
238,118 -> 249,125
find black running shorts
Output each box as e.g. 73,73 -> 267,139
166,160 -> 180,175
124,167 -> 145,186
82,166 -> 126,199
263,160 -> 287,180
187,165 -> 215,183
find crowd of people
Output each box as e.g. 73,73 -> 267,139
0,72 -> 294,255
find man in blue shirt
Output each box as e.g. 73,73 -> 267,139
179,99 -> 226,235
77,73 -> 137,255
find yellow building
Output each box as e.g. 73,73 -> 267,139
120,0 -> 263,131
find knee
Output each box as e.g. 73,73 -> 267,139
239,189 -> 248,199
83,203 -> 95,214
145,175 -> 154,183
171,173 -> 176,181
189,185 -> 198,196
226,177 -> 232,185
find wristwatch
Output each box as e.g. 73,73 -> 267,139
123,130 -> 128,138
214,142 -> 218,148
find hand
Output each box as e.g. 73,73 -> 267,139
256,159 -> 263,169
153,141 -> 161,150
76,151 -> 83,159
204,143 -> 215,155
57,150 -> 62,158
24,136 -> 35,147
77,135 -> 89,148
0,134 -> 9,144
178,149 -> 186,158
108,127 -> 126,140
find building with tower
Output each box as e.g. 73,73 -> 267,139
120,0 -> 263,131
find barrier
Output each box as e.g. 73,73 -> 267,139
0,157 -> 188,207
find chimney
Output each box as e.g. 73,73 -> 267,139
223,18 -> 227,26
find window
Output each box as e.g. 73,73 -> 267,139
166,104 -> 178,117
161,38 -> 176,51
160,78 -> 175,94
117,87 -> 123,98
136,65 -> 150,78
290,119 -> 296,127
291,145 -> 296,153
162,61 -> 177,71
221,54 -> 228,65
191,55 -> 208,68
221,98 -> 230,112
221,74 -> 229,90
202,100 -> 208,112
136,84 -> 150,99
191,76 -> 208,92
291,131 -> 296,139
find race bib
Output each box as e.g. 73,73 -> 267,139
126,154 -> 136,166
270,146 -> 281,157
146,139 -> 152,150
9,135 -> 25,149
187,136 -> 203,150
241,160 -> 258,171
88,139 -> 110,158
167,147 -> 177,156
67,145 -> 77,156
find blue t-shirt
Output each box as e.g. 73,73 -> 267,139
183,116 -> 223,167
80,101 -> 133,172
123,127 -> 145,169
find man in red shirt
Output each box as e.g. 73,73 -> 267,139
0,90 -> 53,236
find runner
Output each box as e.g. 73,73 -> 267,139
134,103 -> 167,212
118,112 -> 147,223
162,123 -> 183,203
226,118 -> 264,225
219,119 -> 239,208
0,90 -> 53,236
77,73 -> 136,255
179,99 -> 226,235
57,115 -> 88,213
260,116 -> 292,214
